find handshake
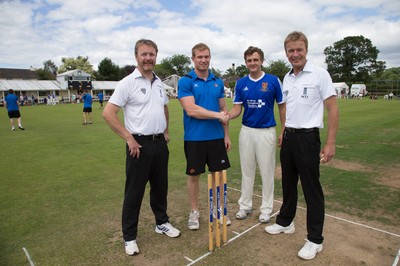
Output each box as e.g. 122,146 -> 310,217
217,111 -> 230,124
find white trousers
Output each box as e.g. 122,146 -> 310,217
238,125 -> 276,214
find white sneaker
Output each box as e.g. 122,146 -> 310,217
265,222 -> 295,234
259,213 -> 271,223
298,239 -> 323,260
188,210 -> 200,230
155,222 -> 181,238
235,209 -> 252,220
214,208 -> 231,226
125,240 -> 139,255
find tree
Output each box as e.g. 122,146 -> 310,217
324,36 -> 386,83
96,57 -> 121,81
35,68 -> 56,80
210,67 -> 222,78
224,65 -> 236,76
369,67 -> 400,96
120,65 -> 136,79
34,59 -> 57,80
263,59 -> 290,81
43,60 -> 58,75
235,65 -> 249,78
224,64 -> 248,78
377,67 -> 400,80
157,54 -> 191,78
58,56 -> 94,75
154,64 -> 172,79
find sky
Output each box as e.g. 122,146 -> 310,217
0,0 -> 399,73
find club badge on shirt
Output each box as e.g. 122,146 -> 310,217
301,87 -> 308,98
260,82 -> 269,92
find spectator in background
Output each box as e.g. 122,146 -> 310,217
5,89 -> 25,131
82,90 -> 93,125
98,91 -> 104,109
31,94 -> 36,106
19,95 -> 24,106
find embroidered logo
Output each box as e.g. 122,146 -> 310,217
261,82 -> 268,92
141,88 -> 146,94
301,87 -> 308,98
214,83 -> 218,87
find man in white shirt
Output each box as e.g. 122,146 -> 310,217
265,31 -> 339,261
103,39 -> 180,256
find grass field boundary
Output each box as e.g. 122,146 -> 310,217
22,247 -> 35,266
393,249 -> 400,266
184,187 -> 400,265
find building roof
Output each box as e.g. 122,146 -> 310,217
0,68 -> 38,80
92,81 -> 119,90
57,69 -> 91,77
0,80 -> 63,91
0,79 -> 175,92
333,82 -> 349,89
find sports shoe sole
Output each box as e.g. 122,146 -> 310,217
298,245 -> 323,260
126,249 -> 139,256
265,226 -> 295,235
188,224 -> 199,230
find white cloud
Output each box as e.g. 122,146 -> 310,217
0,0 -> 398,73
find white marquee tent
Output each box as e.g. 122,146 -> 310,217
333,82 -> 349,97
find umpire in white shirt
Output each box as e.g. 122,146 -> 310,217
103,39 -> 181,256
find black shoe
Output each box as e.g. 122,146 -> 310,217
18,126 -> 25,130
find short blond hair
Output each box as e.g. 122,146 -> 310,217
192,43 -> 210,57
284,31 -> 308,51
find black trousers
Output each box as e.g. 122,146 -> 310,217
122,136 -> 169,241
276,129 -> 325,244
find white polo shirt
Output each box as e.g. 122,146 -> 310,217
282,61 -> 336,129
109,69 -> 169,135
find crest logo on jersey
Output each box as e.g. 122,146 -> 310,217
301,87 -> 308,98
260,82 -> 269,92
214,83 -> 218,87
141,88 -> 146,94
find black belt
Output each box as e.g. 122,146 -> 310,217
285,127 -> 318,133
133,133 -> 164,140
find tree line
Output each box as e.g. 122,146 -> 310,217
34,35 -> 399,92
